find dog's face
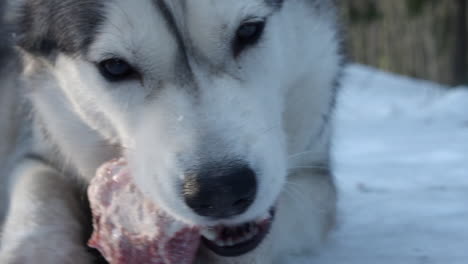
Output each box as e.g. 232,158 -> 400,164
81,0 -> 288,225
15,0 -> 337,259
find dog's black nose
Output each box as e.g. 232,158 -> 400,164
183,164 -> 257,219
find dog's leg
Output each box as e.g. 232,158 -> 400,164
271,167 -> 337,263
0,158 -> 94,264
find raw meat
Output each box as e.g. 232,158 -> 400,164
88,158 -> 201,264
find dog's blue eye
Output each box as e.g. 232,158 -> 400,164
233,21 -> 266,57
98,59 -> 135,81
238,23 -> 262,39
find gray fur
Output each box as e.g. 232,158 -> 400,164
14,0 -> 106,58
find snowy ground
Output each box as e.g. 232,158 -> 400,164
299,65 -> 468,264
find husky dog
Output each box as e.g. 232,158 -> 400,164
0,0 -> 342,263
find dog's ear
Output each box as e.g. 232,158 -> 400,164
6,0 -> 105,58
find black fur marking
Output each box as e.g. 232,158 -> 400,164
153,0 -> 196,87
24,153 -> 54,167
153,0 -> 183,44
15,0 -> 106,58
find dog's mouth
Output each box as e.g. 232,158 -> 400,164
200,209 -> 275,257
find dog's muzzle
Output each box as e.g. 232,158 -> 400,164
182,162 -> 274,256
182,163 -> 257,219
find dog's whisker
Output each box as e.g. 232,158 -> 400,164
284,183 -> 307,202
286,190 -> 329,213
283,188 -> 302,206
288,165 -> 328,170
287,151 -> 323,160
283,183 -> 329,213
284,181 -> 303,188
249,123 -> 282,148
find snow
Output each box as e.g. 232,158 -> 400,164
295,64 -> 468,263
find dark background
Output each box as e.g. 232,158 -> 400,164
0,0 -> 7,60
340,0 -> 467,86
0,0 -> 12,66
1,0 -> 466,86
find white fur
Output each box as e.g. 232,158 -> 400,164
0,0 -> 341,263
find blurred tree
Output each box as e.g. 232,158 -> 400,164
405,0 -> 435,17
348,1 -> 381,24
454,0 -> 467,84
0,0 -> 8,61
341,0 -> 467,86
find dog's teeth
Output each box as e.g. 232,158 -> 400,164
246,231 -> 255,241
233,226 -> 257,244
233,237 -> 244,245
201,229 -> 218,241
204,221 -> 264,248
226,238 -> 234,247
238,235 -> 249,243
252,226 -> 259,236
215,239 -> 226,247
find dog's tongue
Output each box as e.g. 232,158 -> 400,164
87,159 -> 201,264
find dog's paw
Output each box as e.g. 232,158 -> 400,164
0,234 -> 94,264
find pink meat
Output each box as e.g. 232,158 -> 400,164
88,159 -> 201,264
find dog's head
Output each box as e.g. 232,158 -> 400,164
12,0 -> 339,259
